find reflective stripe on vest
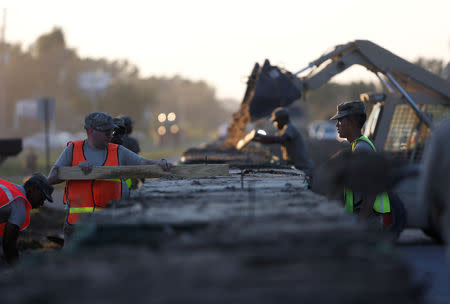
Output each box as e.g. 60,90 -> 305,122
69,207 -> 104,214
125,178 -> 132,189
0,184 -> 14,201
344,136 -> 391,214
0,179 -> 32,236
64,140 -> 121,224
344,188 -> 353,213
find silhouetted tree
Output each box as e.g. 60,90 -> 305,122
414,57 -> 446,77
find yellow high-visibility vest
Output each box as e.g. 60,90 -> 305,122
125,178 -> 132,189
344,136 -> 391,214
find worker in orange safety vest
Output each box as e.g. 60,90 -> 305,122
47,112 -> 172,241
0,173 -> 53,264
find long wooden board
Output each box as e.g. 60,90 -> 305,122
58,164 -> 229,180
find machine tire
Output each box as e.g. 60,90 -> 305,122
421,227 -> 440,241
387,192 -> 407,240
422,200 -> 445,244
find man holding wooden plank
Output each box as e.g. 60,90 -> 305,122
47,112 -> 173,240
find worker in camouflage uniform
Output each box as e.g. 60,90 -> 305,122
120,115 -> 141,154
331,101 -> 392,227
253,107 -> 313,176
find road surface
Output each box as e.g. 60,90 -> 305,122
397,229 -> 449,304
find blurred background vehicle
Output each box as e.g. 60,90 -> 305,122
308,120 -> 339,141
23,131 -> 80,150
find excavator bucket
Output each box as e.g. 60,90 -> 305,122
0,138 -> 22,157
243,59 -> 302,121
225,60 -> 302,148
0,138 -> 22,164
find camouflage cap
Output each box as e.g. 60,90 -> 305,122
270,107 -> 289,122
84,112 -> 117,131
330,101 -> 366,120
26,173 -> 54,202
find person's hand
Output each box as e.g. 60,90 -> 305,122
158,159 -> 173,172
78,160 -> 93,175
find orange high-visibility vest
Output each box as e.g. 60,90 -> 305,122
0,179 -> 32,236
64,140 -> 121,224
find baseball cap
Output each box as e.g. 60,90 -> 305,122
330,101 -> 366,120
27,173 -> 54,202
113,117 -> 125,129
270,107 -> 289,122
112,117 -> 126,135
84,112 -> 117,131
119,115 -> 134,126
119,115 -> 134,133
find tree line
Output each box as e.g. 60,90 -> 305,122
0,27 -> 233,139
302,58 -> 449,121
1,27 -> 448,139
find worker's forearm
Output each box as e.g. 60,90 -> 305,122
47,166 -> 63,185
3,223 -> 20,265
139,158 -> 159,166
140,158 -> 172,171
256,135 -> 282,144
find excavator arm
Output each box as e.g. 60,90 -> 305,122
301,40 -> 450,97
297,40 -> 450,127
226,40 -> 450,147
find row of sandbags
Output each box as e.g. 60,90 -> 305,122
1,171 -> 426,303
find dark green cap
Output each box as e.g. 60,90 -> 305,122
119,115 -> 134,133
330,101 -> 366,120
270,107 -> 289,122
84,112 -> 117,131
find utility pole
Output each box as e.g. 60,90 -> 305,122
445,37 -> 450,65
43,98 -> 50,173
445,37 -> 450,81
0,9 -> 7,135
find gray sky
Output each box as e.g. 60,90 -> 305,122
3,0 -> 450,100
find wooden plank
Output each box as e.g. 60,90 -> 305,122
58,164 -> 229,180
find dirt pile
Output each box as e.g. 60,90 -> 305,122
18,207 -> 65,251
225,102 -> 252,148
224,60 -> 261,149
